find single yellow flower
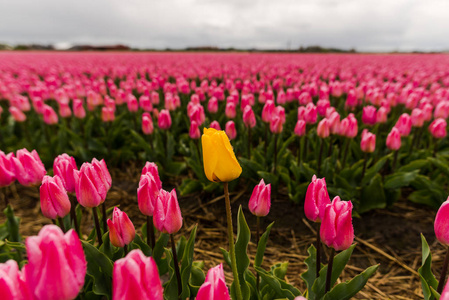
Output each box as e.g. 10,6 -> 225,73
201,127 -> 242,182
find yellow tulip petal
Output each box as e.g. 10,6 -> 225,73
201,133 -> 218,182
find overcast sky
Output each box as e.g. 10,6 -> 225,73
0,0 -> 447,52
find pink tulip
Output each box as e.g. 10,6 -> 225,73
429,118 -> 447,139
376,107 -> 388,124
262,100 -> 275,123
24,225 -> 87,300
187,116 -> 200,138
101,106 -> 115,122
139,95 -> 153,112
243,106 -> 256,128
59,103 -> 72,118
73,99 -> 86,119
113,249 -> 163,300
0,151 -> 15,187
304,175 -> 331,222
360,129 -> 376,153
225,120 -> 237,140
386,127 -> 401,151
42,104 -> 58,125
12,149 -> 46,186
142,112 -> 154,135
40,175 -> 71,219
435,198 -> 449,246
153,189 -> 183,234
248,179 -> 271,217
141,162 -> 162,191
320,196 -> 354,251
137,173 -> 160,216
340,113 -> 358,138
317,118 -> 330,138
74,158 -> 111,208
442,280 -> 449,300
225,102 -> 236,119
127,95 -> 139,112
361,106 -> 377,126
108,207 -> 136,248
394,113 -> 412,137
208,97 -> 218,113
158,109 -> 172,130
328,111 -> 340,134
304,103 -> 317,124
0,260 -> 32,300
197,264 -> 230,300
210,120 -> 221,131
294,120 -> 306,136
411,108 -> 425,128
317,99 -> 330,117
53,154 -> 78,193
9,107 -> 26,122
188,104 -> 206,125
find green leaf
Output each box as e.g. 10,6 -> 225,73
359,174 -> 386,213
179,179 -> 203,196
82,241 -> 114,299
180,225 -> 198,299
82,241 -> 114,277
189,261 -> 205,297
255,222 -> 275,267
311,244 -> 356,300
384,171 -> 419,189
418,234 -> 438,300
323,265 -> 379,300
398,159 -> 428,172
428,157 -> 449,178
154,233 -> 170,275
255,266 -> 301,300
4,205 -> 21,242
361,155 -> 389,186
163,249 -> 179,300
300,244 -> 317,296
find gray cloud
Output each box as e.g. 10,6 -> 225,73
0,0 -> 448,51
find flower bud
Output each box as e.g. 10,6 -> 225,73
304,103 -> 317,124
0,151 -> 16,187
225,102 -> 236,119
141,162 -> 162,190
210,121 -> 221,131
394,113 -> 412,137
158,109 -> 172,130
42,104 -> 58,125
108,207 -> 136,248
248,179 -> 271,217
208,97 -> 218,113
304,175 -> 330,222
74,158 -> 111,208
142,112 -> 154,135
197,264 -> 230,300
360,129 -> 376,153
190,120 -> 201,139
73,99 -> 86,119
317,118 -> 330,138
386,127 -> 401,151
243,106 -> 256,128
435,198 -> 449,246
294,120 -> 306,137
0,260 -> 32,299
361,106 -> 377,126
153,189 -> 182,234
40,175 -> 71,219
12,149 -> 46,186
9,107 -> 26,122
429,118 -> 447,139
225,121 -> 237,140
262,100 -> 275,123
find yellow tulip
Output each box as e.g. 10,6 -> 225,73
201,127 -> 242,182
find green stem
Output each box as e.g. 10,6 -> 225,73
273,134 -> 278,174
297,137 -> 302,166
171,234 -> 182,298
224,182 -> 243,300
58,217 -> 66,233
248,127 -> 252,159
124,244 -> 128,256
392,150 -> 399,171
317,139 -> 324,176
101,202 -> 108,234
342,138 -> 350,167
325,248 -> 336,294
147,215 -> 155,250
438,247 -> 449,294
316,223 -> 321,279
361,152 -> 368,181
70,194 -> 80,236
92,207 -> 103,246
256,216 -> 260,292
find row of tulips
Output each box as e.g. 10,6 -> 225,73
0,127 -> 378,299
2,53 -> 449,213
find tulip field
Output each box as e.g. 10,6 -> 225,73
1,52 -> 449,299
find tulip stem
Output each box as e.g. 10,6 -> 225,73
256,216 -> 260,292
317,139 -> 324,176
170,234 -> 182,298
297,137 -> 302,166
124,244 -> 128,256
58,217 -> 66,233
361,152 -> 368,181
248,127 -> 252,159
316,224 -> 321,279
101,203 -> 108,234
70,195 -> 80,236
273,134 -> 278,174
224,182 -> 243,300
437,247 -> 449,294
303,125 -> 309,161
147,215 -> 155,250
392,150 -> 399,171
325,248 -> 335,294
1,187 -> 8,209
92,207 -> 103,246
433,138 -> 439,157
342,138 -> 350,167
327,136 -> 333,157
264,123 -> 268,156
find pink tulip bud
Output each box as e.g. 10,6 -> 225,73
376,107 -> 388,124
317,118 -> 330,138
294,120 -> 306,137
320,196 -> 354,251
9,107 -> 27,122
158,109 -> 172,130
386,127 -> 401,151
153,189 -> 182,234
269,115 -> 283,134
137,173 -> 160,216
328,111 -> 340,134
422,103 -> 433,122
411,108 -> 425,128
113,249 -> 163,300
0,260 -> 32,300
304,175 -> 331,222
73,99 -> 86,119
141,162 -> 162,191
151,91 -> 160,105
139,95 -> 153,112
294,297 -> 307,300
127,95 -> 139,112
142,112 -> 154,135
442,280 -> 449,300
361,106 -> 377,126
274,106 -> 286,124
317,99 -> 330,117
197,264 -> 230,300
102,106 -> 115,122
248,179 -> 271,217
59,103 -> 72,118
40,175 -> 71,219
210,120 -> 221,131
208,97 -> 218,113
0,151 -> 16,187
394,113 -> 412,137
24,225 -> 87,300
429,118 -> 447,139
12,149 -> 46,186
190,120 -> 201,139
225,120 -> 237,140
243,106 -> 256,128
304,103 -> 317,124
188,104 -> 206,125
435,198 -> 449,246
53,154 -> 78,193
297,106 -> 306,121
225,102 -> 236,119
262,100 -> 275,123
42,104 -> 58,125
74,158 -> 111,208
108,207 -> 136,248
360,129 -> 376,153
